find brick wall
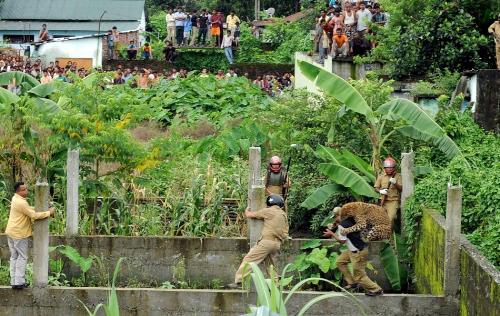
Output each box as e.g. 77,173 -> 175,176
101,30 -> 140,61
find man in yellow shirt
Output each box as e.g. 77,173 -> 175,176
5,182 -> 55,289
226,12 -> 240,36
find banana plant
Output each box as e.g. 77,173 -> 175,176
298,61 -> 466,205
244,262 -> 367,316
0,76 -> 63,183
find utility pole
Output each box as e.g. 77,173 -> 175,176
255,0 -> 261,21
96,10 -> 107,67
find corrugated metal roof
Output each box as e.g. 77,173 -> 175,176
0,0 -> 144,21
0,20 -> 140,32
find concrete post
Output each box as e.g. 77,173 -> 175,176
33,181 -> 50,287
249,185 -> 266,247
400,152 -> 415,231
66,148 -> 79,236
248,147 -> 263,246
444,185 -> 462,298
248,147 -> 261,195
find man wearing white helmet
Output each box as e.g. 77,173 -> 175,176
374,157 -> 402,226
265,156 -> 291,213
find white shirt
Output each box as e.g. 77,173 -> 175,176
221,35 -> 234,48
173,12 -> 186,27
337,225 -> 359,252
356,9 -> 372,31
166,13 -> 175,27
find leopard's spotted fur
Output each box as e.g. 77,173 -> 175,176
338,202 -> 392,242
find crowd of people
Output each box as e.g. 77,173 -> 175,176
0,54 -> 294,96
106,7 -> 243,65
314,0 -> 388,62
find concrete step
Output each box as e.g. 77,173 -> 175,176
0,287 -> 453,316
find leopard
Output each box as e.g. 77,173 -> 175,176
334,202 -> 392,242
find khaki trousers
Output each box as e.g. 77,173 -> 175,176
8,237 -> 29,286
234,239 -> 280,283
336,248 -> 381,292
167,26 -> 176,43
496,44 -> 500,69
190,27 -> 199,46
382,200 -> 399,225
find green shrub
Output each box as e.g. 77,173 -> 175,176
403,109 -> 500,267
365,0 -> 493,78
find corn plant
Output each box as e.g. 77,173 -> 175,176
52,245 -> 94,285
80,257 -> 124,316
244,262 -> 367,316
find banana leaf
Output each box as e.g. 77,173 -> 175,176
340,150 -> 375,182
314,144 -> 346,165
29,81 -> 68,97
28,97 -> 61,116
297,61 -> 372,116
395,125 -> 463,161
379,237 -> 408,292
0,87 -> 19,106
377,98 -> 444,137
319,163 -> 379,198
300,183 -> 345,209
0,71 -> 40,90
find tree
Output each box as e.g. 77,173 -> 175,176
298,61 -> 465,208
366,0 -> 493,78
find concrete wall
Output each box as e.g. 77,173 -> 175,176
0,287 -> 454,316
31,37 -> 103,67
459,238 -> 500,316
414,209 -> 500,315
414,210 -> 445,295
0,235 -> 391,291
294,52 -> 415,101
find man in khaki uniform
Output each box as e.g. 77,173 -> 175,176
227,194 -> 289,288
5,182 -> 55,289
488,14 -> 500,69
324,207 -> 383,296
374,157 -> 402,226
265,156 -> 291,213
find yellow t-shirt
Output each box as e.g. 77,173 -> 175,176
226,15 -> 240,29
5,194 -> 50,239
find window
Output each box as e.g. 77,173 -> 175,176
3,35 -> 34,43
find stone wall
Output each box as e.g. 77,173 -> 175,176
459,238 -> 500,316
0,235 -> 391,290
0,287 -> 453,316
414,209 -> 445,295
414,209 -> 500,315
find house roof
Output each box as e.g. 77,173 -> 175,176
0,20 -> 140,32
0,0 -> 144,21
